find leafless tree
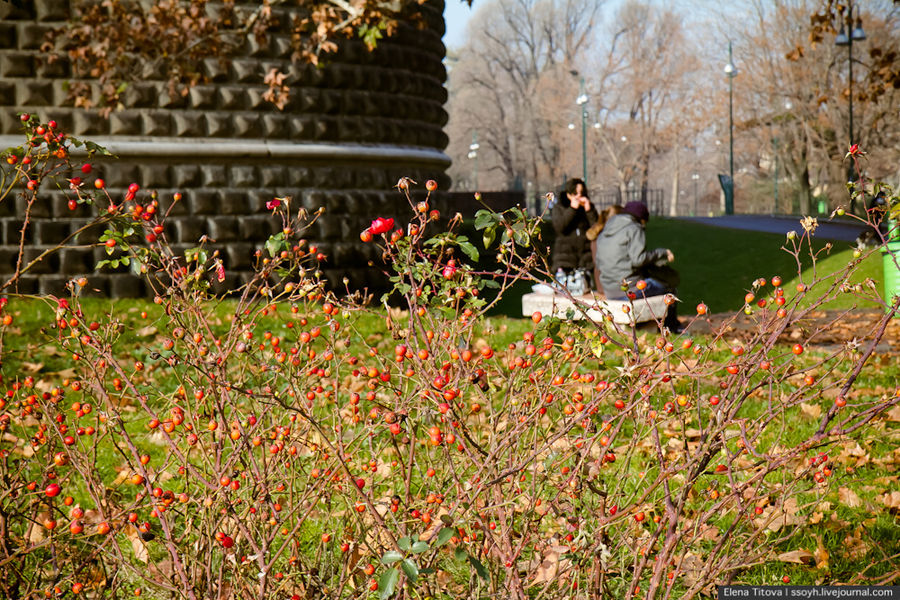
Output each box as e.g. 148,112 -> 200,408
711,0 -> 900,213
592,2 -> 702,199
445,0 -> 603,193
447,0 -> 899,215
446,0 -> 704,209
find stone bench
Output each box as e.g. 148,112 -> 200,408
521,291 -> 668,325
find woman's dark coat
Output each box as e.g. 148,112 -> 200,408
550,200 -> 598,271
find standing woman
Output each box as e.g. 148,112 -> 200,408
551,178 -> 598,280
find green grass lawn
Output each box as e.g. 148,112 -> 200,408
645,218 -> 882,313
484,218 -> 884,318
1,273 -> 897,595
3,293 -> 897,593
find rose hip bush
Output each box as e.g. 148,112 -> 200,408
0,117 -> 899,600
0,114 -> 114,293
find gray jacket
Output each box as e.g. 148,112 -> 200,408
594,213 -> 669,297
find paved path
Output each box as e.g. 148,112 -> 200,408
680,215 -> 868,243
683,308 -> 898,353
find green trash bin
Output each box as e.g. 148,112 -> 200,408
883,240 -> 900,315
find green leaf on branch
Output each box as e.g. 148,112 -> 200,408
378,568 -> 399,599
513,229 -> 530,247
483,227 -> 496,249
410,541 -> 429,554
457,237 -> 479,262
468,555 -> 489,581
400,558 -> 419,582
358,21 -> 384,49
474,209 -> 498,230
265,232 -> 285,258
84,141 -> 112,156
189,248 -> 208,264
397,536 -> 411,552
543,452 -> 558,472
381,551 -> 403,564
435,527 -> 454,547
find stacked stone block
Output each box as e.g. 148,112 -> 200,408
0,0 -> 451,296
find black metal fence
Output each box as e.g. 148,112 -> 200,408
530,188 -> 666,216
592,188 -> 666,215
437,189 -> 667,219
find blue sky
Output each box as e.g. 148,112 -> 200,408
441,0 -> 628,51
443,0 -> 475,49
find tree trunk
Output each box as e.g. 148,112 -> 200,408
799,165 -> 812,216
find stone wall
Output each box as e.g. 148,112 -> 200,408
0,0 -> 450,296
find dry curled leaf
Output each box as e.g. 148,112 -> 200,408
885,404 -> 900,422
531,544 -> 570,585
881,490 -> 900,512
836,442 -> 870,467
838,487 -> 862,508
50,368 -> 79,379
756,497 -> 804,532
21,361 -> 44,374
814,535 -> 829,571
800,402 -> 822,419
136,325 -> 158,337
125,525 -> 149,563
776,549 -> 815,565
842,527 -> 871,560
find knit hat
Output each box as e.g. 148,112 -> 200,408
623,201 -> 649,222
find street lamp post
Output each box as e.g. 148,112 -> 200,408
691,173 -> 699,216
467,132 -> 479,190
723,41 -> 737,215
835,4 -> 866,212
576,77 -> 588,183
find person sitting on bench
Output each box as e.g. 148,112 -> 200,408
594,201 -> 683,333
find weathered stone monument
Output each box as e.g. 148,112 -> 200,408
0,0 -> 450,295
